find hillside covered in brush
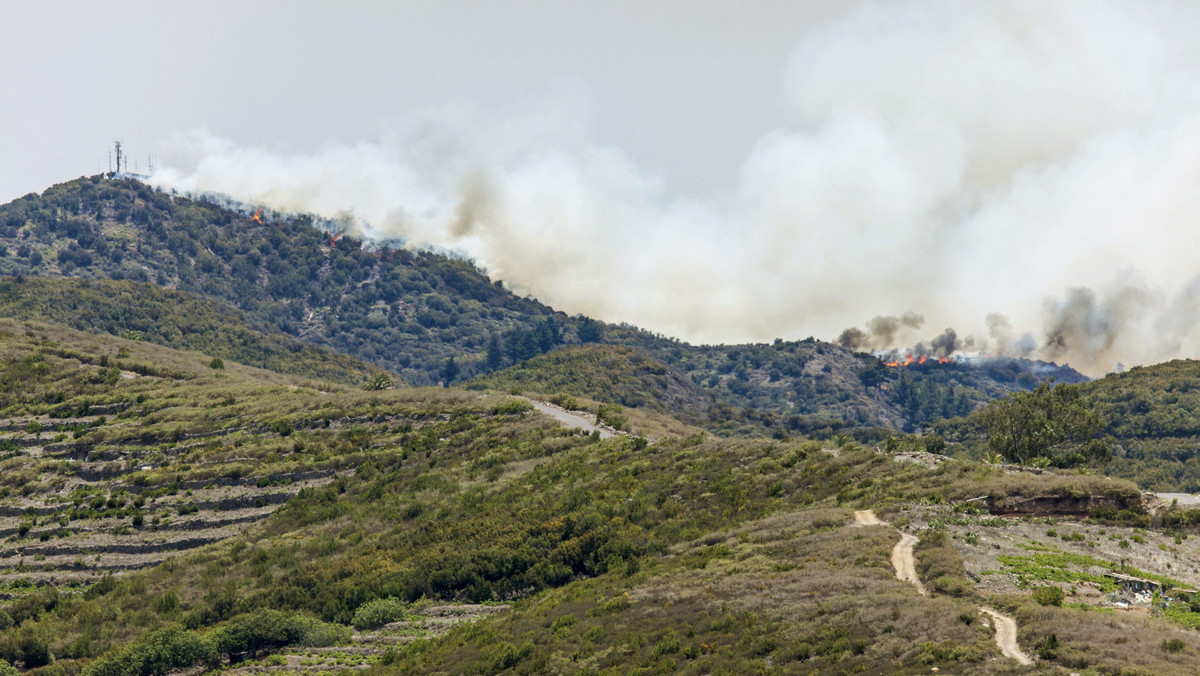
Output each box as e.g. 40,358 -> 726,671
5,310 -> 1200,674
937,359 -> 1200,491
0,176 -> 1082,433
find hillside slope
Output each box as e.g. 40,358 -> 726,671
465,344 -> 713,421
0,176 -> 1082,432
938,359 -> 1200,491
0,313 -> 1198,674
0,276 -> 387,386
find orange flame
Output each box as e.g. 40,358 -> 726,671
249,208 -> 263,223
883,354 -> 956,368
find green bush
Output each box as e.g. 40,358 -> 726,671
351,597 -> 409,630
597,404 -> 626,430
1162,638 -> 1185,653
1032,586 -> 1065,607
913,530 -> 973,597
81,625 -> 213,676
206,609 -> 349,660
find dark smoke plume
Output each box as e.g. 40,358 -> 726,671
838,312 -> 925,350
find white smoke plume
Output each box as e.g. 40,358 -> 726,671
149,1 -> 1200,376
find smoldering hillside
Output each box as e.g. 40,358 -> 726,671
150,2 -> 1200,376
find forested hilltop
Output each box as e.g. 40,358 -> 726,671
0,175 -> 1082,433
939,359 -> 1200,492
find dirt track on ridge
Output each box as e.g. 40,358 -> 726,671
523,399 -> 615,439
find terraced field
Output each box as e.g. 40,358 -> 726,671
0,317 -> 529,595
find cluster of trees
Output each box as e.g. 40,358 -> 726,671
979,379 -> 1112,468
82,610 -> 349,676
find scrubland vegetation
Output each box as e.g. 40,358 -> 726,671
6,176 -> 1200,673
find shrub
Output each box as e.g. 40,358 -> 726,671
486,641 -> 533,671
651,630 -> 681,658
351,597 -> 408,630
1037,633 -> 1059,660
596,404 -> 626,430
1033,586 -> 1064,607
491,399 -> 532,415
1162,638 -> 1185,653
208,358 -> 224,370
913,530 -> 973,597
82,625 -> 213,676
206,609 -> 349,660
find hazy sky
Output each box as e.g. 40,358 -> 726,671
1,1 -> 849,201
6,2 -> 1200,374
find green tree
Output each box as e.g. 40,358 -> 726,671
577,317 -> 603,343
486,333 -> 504,371
364,372 -> 393,391
441,356 -> 459,387
980,379 -> 1111,466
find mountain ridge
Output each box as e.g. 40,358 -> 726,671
0,175 -> 1084,433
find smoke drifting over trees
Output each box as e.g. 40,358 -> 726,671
150,2 -> 1200,376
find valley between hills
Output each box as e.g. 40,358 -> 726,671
1,176 -> 1200,674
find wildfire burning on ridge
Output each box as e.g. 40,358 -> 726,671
249,208 -> 263,224
881,354 -> 956,368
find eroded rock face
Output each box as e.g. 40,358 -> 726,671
986,494 -> 1142,516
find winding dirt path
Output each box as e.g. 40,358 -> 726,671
855,510 -> 1032,665
980,607 -> 1034,665
890,531 -> 927,595
853,509 -> 883,525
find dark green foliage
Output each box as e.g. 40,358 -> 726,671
980,379 -> 1110,466
81,625 -> 213,676
206,609 -> 349,660
1037,633 -> 1059,660
350,598 -> 408,630
941,360 -> 1200,490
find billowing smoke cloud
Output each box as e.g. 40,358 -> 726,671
149,2 -> 1200,376
838,312 -> 924,349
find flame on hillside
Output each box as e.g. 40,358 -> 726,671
882,354 -> 955,368
249,208 -> 263,223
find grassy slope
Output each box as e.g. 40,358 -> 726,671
464,345 -> 712,421
0,276 -> 387,387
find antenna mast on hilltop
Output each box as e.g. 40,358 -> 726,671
113,140 -> 123,175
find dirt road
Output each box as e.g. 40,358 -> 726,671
856,510 -> 1032,665
890,531 -> 927,595
979,607 -> 1033,665
853,510 -> 884,525
523,399 -> 615,439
